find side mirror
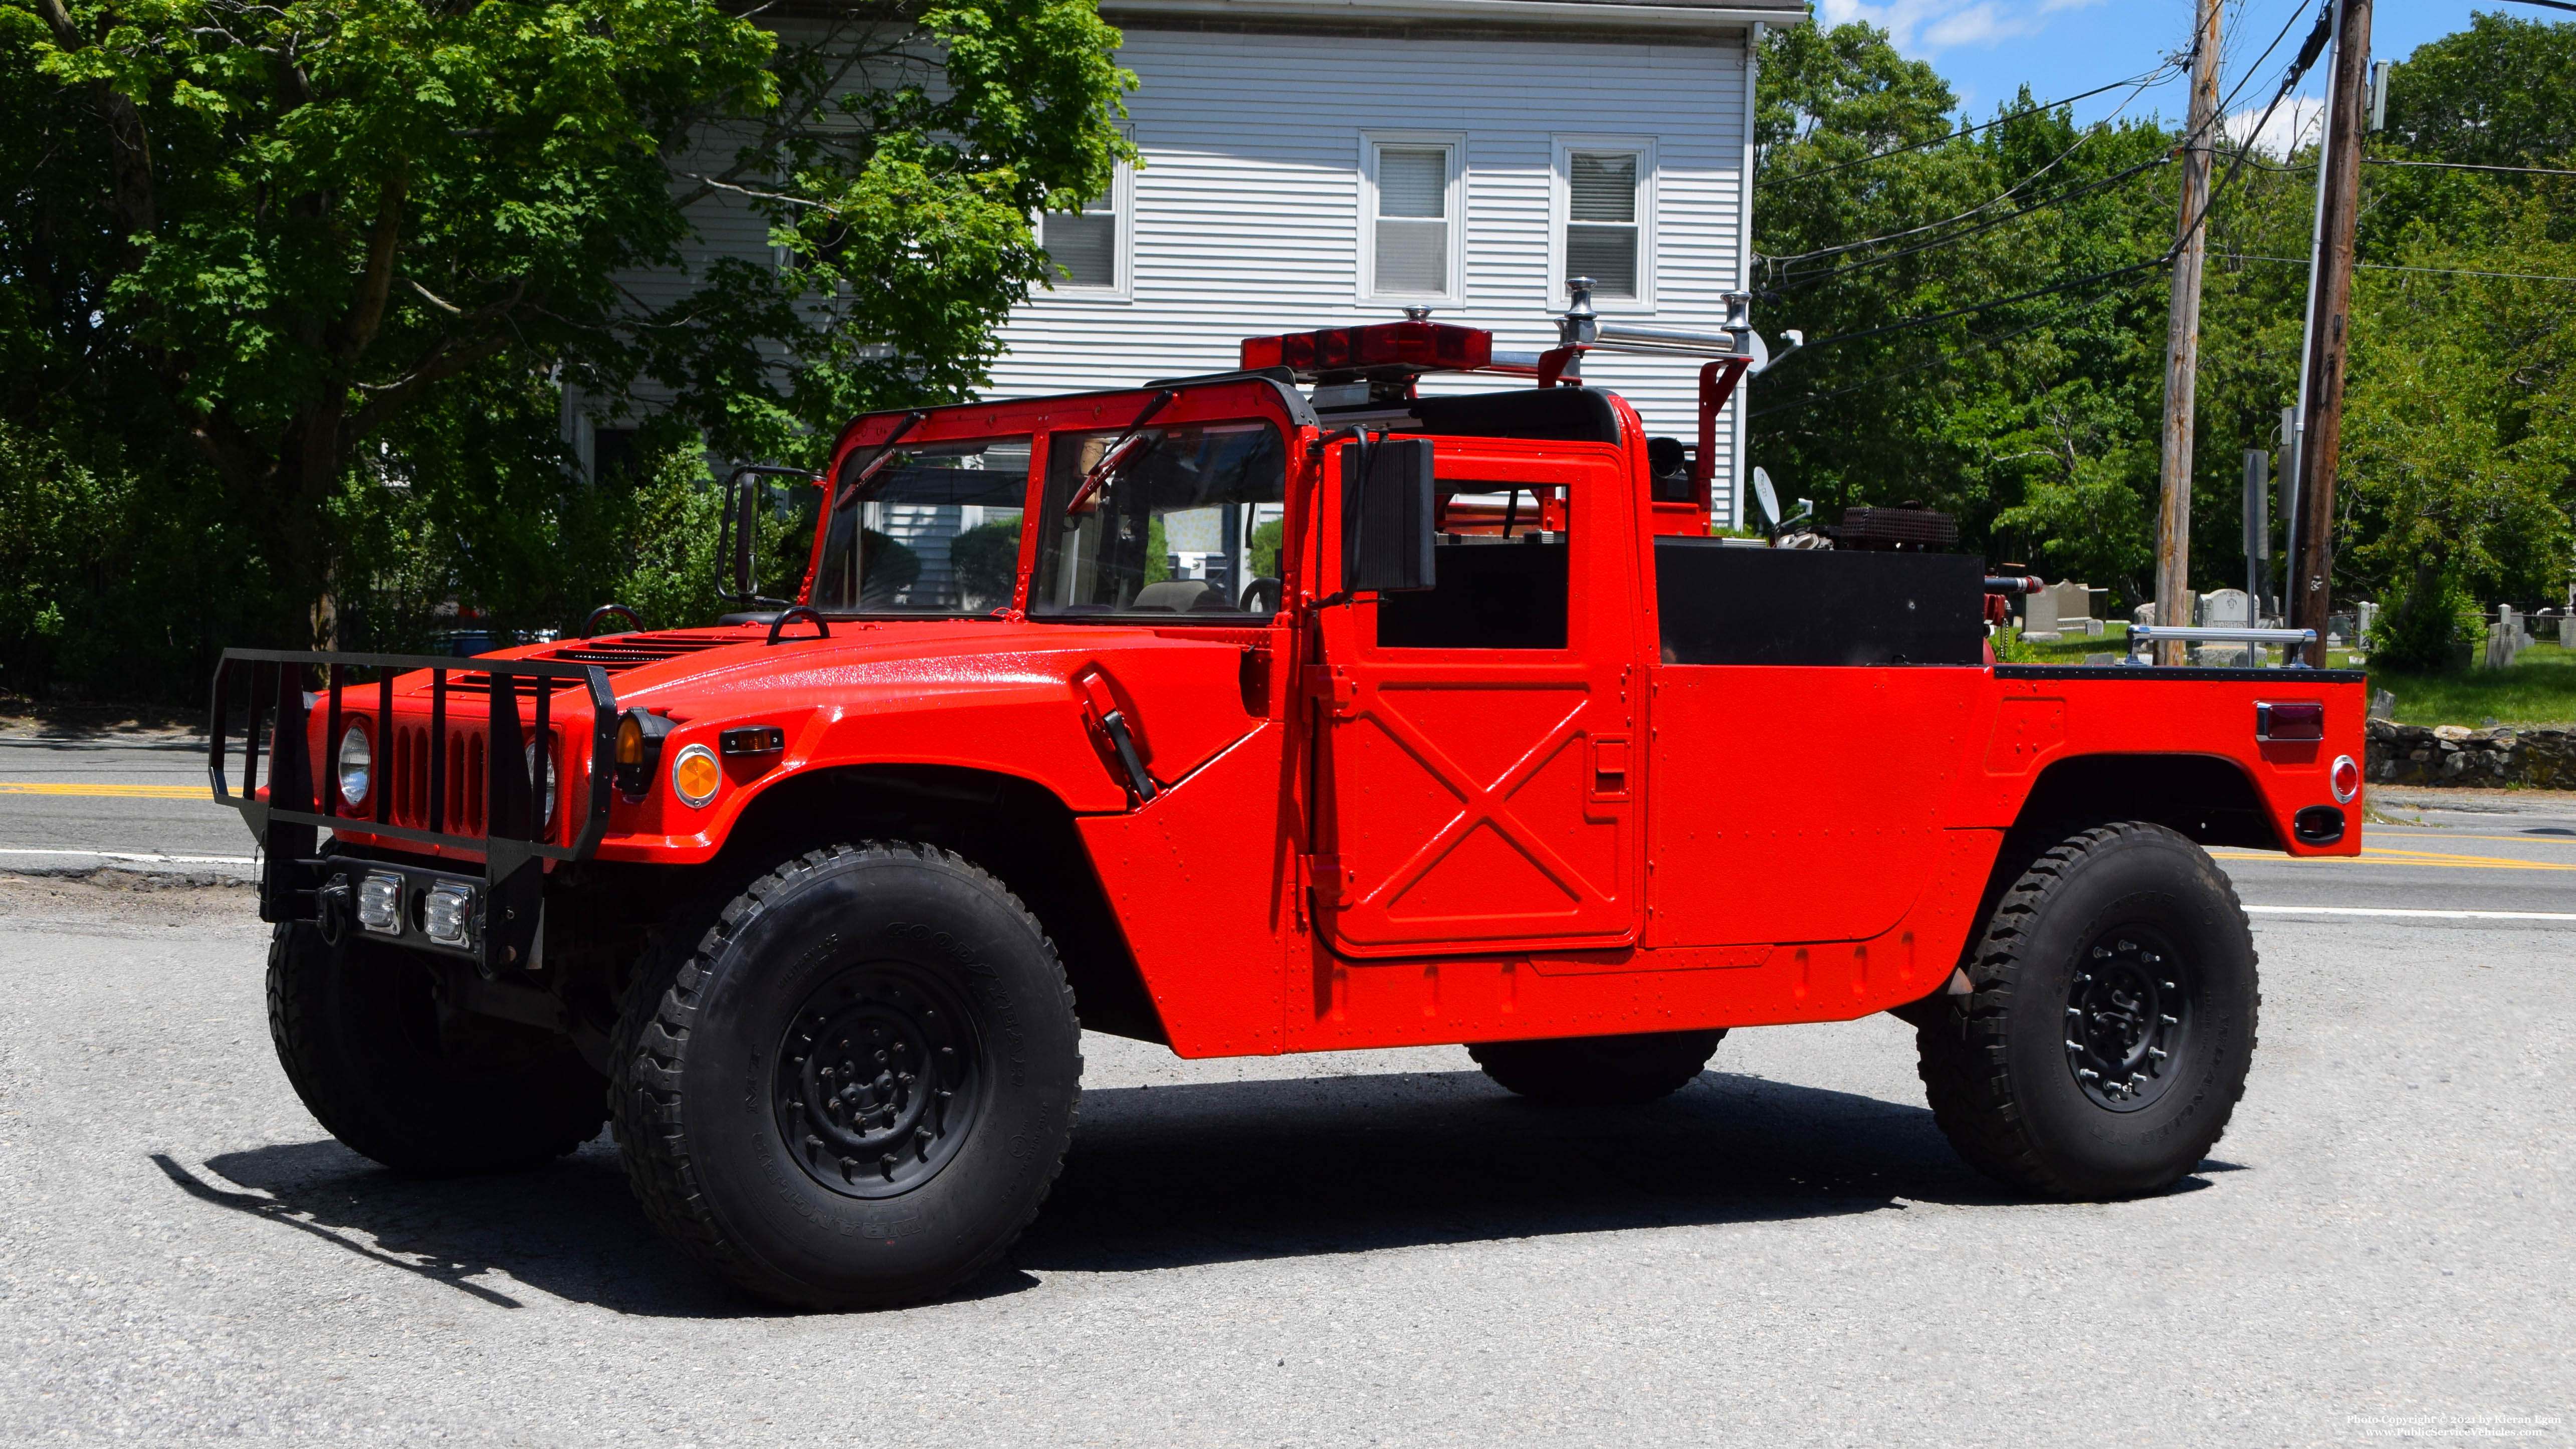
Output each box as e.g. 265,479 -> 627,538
1341,438 -> 1436,594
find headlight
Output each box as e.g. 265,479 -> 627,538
525,740 -> 557,829
337,724 -> 371,808
671,743 -> 721,808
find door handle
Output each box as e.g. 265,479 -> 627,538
1589,737 -> 1631,800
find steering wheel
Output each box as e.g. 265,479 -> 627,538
1239,577 -> 1282,615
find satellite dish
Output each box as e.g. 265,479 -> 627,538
1752,467 -> 1781,528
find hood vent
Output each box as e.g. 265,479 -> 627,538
440,632 -> 746,692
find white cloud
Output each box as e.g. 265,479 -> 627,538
2227,94 -> 2327,157
1815,0 -> 2060,56
1925,3 -> 2044,48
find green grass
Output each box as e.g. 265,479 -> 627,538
1996,624 -> 2576,727
2368,643 -> 2576,729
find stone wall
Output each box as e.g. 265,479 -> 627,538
2367,719 -> 2576,788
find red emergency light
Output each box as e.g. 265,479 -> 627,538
1240,320 -> 1493,380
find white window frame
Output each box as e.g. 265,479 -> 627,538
1034,158 -> 1135,303
1549,135 -> 1658,313
1359,131 -> 1466,308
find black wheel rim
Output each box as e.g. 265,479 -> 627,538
771,963 -> 985,1199
2063,925 -> 2194,1113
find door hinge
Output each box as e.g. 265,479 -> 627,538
1300,852 -> 1344,917
1303,665 -> 1357,718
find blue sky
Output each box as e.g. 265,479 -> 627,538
1813,0 -> 2555,148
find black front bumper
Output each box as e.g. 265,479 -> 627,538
208,648 -> 616,976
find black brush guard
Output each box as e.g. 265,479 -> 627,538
207,649 -> 617,976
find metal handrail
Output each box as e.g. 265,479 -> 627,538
2125,625 -> 2319,666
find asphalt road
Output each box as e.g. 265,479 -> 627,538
2,733 -> 2570,1445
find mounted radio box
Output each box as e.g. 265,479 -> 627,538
1654,540 -> 1985,666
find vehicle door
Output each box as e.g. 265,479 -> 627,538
1309,440 -> 1642,955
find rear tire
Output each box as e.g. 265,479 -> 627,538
1917,821 -> 2259,1199
266,922 -> 607,1175
611,843 -> 1082,1310
1468,1029 -> 1725,1105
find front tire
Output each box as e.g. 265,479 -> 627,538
266,922 -> 607,1175
611,843 -> 1082,1310
1468,1029 -> 1726,1105
1918,821 -> 2259,1199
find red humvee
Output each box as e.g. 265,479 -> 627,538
214,305 -> 2366,1309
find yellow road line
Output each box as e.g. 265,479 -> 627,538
0,782 -> 208,799
2367,831 -> 2576,847
2214,848 -> 2576,872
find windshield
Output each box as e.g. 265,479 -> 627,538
1031,420 -> 1287,618
812,437 -> 1031,615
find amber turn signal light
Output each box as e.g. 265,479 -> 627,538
672,743 -> 722,808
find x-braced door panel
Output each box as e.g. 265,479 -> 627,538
1311,448 -> 1638,955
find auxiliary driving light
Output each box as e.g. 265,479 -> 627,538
672,743 -> 722,808
422,881 -> 477,948
337,724 -> 372,808
356,872 -> 403,934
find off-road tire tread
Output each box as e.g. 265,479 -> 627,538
266,925 -> 606,1175
608,841 -> 1079,1309
1916,820 -> 2260,1198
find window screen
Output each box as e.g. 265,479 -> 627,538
1042,195 -> 1118,289
1566,151 -> 1640,299
1374,145 -> 1450,295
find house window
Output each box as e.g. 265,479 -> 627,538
1363,133 -> 1462,304
1037,162 -> 1132,298
1553,138 -> 1655,307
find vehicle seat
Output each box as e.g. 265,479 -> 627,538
1132,580 -> 1223,612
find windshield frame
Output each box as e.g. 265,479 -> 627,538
805,434 -> 1035,621
1028,416 -> 1292,624
800,380 -> 1318,624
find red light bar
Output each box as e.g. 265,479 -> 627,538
1240,321 -> 1493,380
2256,701 -> 2324,741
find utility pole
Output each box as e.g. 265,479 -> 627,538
2292,0 -> 2374,667
2153,0 -> 2224,665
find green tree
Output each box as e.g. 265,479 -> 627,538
1,0 -> 1132,691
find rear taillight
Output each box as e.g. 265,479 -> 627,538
2331,754 -> 2362,803
2256,701 -> 2324,741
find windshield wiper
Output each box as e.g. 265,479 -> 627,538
1064,390 -> 1177,516
829,410 -> 928,513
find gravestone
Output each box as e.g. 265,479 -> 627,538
2021,585 -> 2061,643
2357,600 -> 2377,647
2195,589 -> 2252,665
2043,581 -> 2094,625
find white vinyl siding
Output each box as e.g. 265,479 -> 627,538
1362,134 -> 1462,303
990,29 -> 1754,519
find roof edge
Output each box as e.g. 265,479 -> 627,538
1100,0 -> 1805,35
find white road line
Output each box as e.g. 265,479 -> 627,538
0,847 -> 255,866
2247,904 -> 2576,922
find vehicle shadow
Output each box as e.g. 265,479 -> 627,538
1016,1068 -> 2015,1274
163,1069 -> 2119,1316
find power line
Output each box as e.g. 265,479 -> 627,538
1772,65 -> 2174,269
2369,157 -> 2576,177
1768,154 -> 2172,291
2215,151 -> 2576,178
1763,62 -> 2185,188
1766,8 -> 2320,301
2232,254 -> 2576,284
1749,282 -> 2150,421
